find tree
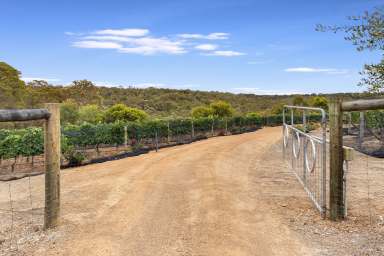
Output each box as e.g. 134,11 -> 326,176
365,110 -> 384,147
67,80 -> 103,105
60,100 -> 79,125
317,8 -> 384,92
104,104 -> 148,123
270,103 -> 285,115
292,96 -> 308,106
78,104 -> 104,124
210,101 -> 234,118
310,96 -> 328,110
25,80 -> 65,107
0,62 -> 26,108
191,106 -> 212,118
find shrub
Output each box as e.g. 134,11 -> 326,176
104,104 -> 148,123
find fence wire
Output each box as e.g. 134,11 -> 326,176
342,111 -> 384,231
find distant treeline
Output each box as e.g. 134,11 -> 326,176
1,61 -> 383,118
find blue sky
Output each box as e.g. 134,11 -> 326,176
0,0 -> 382,94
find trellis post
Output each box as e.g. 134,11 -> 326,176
191,119 -> 195,139
225,118 -> 228,135
358,112 -> 365,149
124,126 -> 128,147
167,121 -> 170,143
329,98 -> 345,220
44,103 -> 61,229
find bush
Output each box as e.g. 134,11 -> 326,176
63,145 -> 85,166
104,104 -> 148,123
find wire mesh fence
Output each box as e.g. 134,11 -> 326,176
0,120 -> 46,255
342,111 -> 384,231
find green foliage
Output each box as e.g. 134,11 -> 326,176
104,104 -> 148,123
67,80 -> 103,105
310,96 -> 328,110
360,60 -> 384,93
191,106 -> 212,118
365,110 -> 384,144
210,101 -> 234,118
63,145 -> 85,166
2,61 -> 384,118
0,134 -> 22,159
78,104 -> 104,124
292,96 -> 308,106
317,8 -> 384,92
0,62 -> 26,108
20,128 -> 44,157
246,112 -> 261,119
270,103 -> 285,115
0,113 -> 264,162
60,99 -> 79,125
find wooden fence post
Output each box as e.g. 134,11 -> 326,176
358,112 -> 365,149
124,126 -> 128,147
225,118 -> 228,135
329,98 -> 345,220
155,130 -> 159,152
44,103 -> 61,229
167,121 -> 170,143
211,119 -> 214,137
191,119 -> 194,139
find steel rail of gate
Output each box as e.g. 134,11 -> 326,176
282,106 -> 327,218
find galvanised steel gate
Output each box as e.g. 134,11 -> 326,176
282,106 -> 327,218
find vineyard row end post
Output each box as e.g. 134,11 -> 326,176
124,126 -> 128,147
44,103 -> 61,230
329,98 -> 344,221
358,112 -> 365,149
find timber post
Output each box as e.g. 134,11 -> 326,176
225,118 -> 228,135
329,98 -> 345,220
167,121 -> 170,144
191,119 -> 194,139
44,103 -> 61,229
358,112 -> 365,150
124,126 -> 128,147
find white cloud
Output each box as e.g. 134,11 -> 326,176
284,67 -> 349,74
22,77 -> 60,83
83,35 -> 135,42
119,37 -> 185,55
72,41 -> 122,49
231,87 -> 303,95
80,35 -> 184,55
68,28 -> 243,56
178,32 -> 230,40
195,44 -> 218,51
94,28 -> 149,37
207,50 -> 245,57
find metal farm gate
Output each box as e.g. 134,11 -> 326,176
282,106 -> 327,218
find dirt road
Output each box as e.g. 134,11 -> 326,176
3,127 -> 314,255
